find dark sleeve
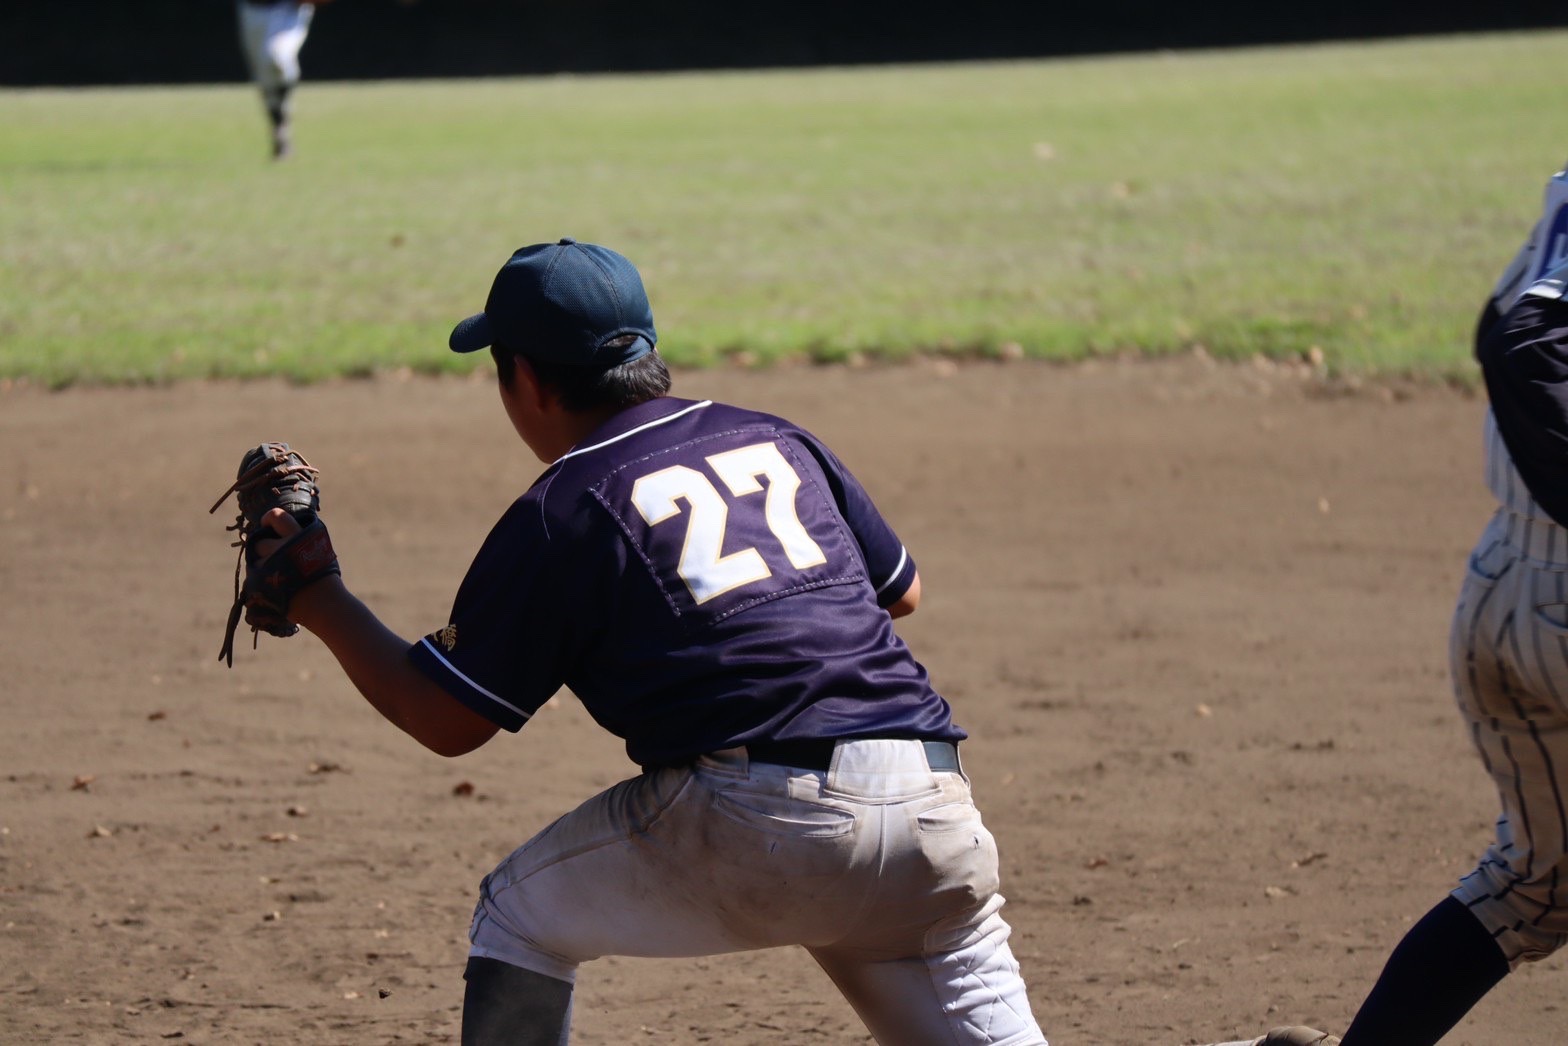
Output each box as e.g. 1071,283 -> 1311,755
1474,297 -> 1504,360
1476,294 -> 1568,530
795,432 -> 917,607
406,494 -> 585,731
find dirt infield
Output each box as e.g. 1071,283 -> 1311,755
5,356 -> 1567,1044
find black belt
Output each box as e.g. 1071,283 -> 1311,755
744,739 -> 959,772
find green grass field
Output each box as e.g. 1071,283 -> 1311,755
4,30 -> 1568,386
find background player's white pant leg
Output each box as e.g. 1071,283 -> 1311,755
236,4 -> 274,89
235,2 -> 313,92
262,4 -> 312,86
1449,509 -> 1568,965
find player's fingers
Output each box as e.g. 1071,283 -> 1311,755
254,507 -> 303,558
262,506 -> 303,536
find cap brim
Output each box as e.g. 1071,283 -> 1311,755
449,313 -> 494,353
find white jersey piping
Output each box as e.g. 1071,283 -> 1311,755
556,400 -> 714,464
418,637 -> 533,721
875,547 -> 909,595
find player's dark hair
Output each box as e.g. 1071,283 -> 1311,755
491,336 -> 671,412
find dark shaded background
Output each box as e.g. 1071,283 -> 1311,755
4,0 -> 1567,87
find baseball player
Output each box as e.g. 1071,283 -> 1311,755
248,238 -> 1048,1044
1195,163 -> 1568,1046
234,0 -> 323,159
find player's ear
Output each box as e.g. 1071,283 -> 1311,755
512,355 -> 559,413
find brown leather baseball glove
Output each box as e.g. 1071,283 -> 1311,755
209,442 -> 340,666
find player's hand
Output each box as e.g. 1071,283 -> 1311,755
254,506 -> 304,560
239,505 -> 340,639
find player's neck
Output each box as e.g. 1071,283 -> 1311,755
551,404 -> 623,458
514,398 -> 622,463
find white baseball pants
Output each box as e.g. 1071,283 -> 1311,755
236,1 -> 314,93
468,738 -> 1047,1045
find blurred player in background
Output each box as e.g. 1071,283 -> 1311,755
1196,162 -> 1568,1046
235,0 -> 328,159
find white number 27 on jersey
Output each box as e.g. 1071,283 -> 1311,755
630,442 -> 828,604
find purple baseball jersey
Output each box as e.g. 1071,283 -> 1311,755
408,396 -> 964,767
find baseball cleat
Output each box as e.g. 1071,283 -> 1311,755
1193,1028 -> 1340,1046
1258,1029 -> 1339,1046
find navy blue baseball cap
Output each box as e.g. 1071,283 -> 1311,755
449,238 -> 657,367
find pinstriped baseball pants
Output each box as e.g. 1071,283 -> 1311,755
1450,506 -> 1568,966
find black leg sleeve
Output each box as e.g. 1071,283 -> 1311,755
461,956 -> 573,1046
1339,896 -> 1510,1046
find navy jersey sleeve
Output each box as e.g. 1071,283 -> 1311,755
1476,286 -> 1568,530
1475,296 -> 1504,358
793,430 -> 917,608
407,485 -> 589,731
